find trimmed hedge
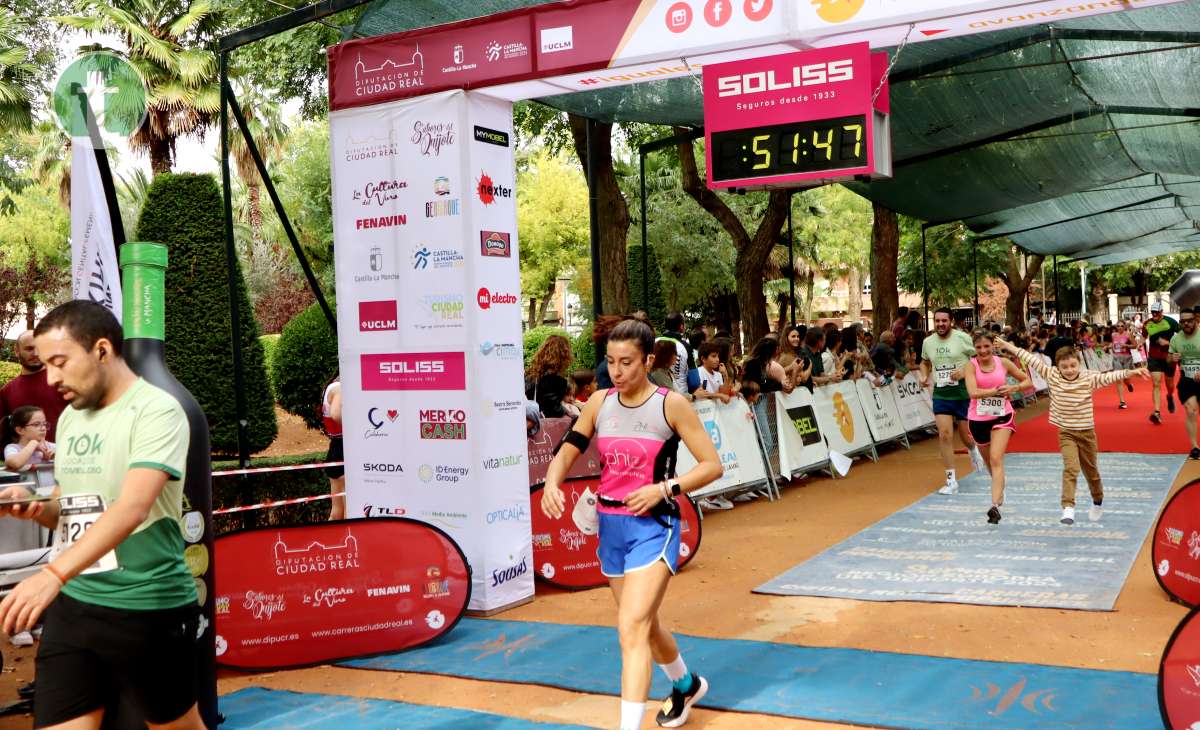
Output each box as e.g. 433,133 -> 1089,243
136,173 -> 277,454
0,362 -> 21,388
259,334 -> 280,398
523,325 -> 570,371
627,243 -> 667,329
212,450 -> 330,534
572,324 -> 596,371
272,301 -> 338,431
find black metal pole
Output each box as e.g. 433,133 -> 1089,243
587,119 -> 603,362
1053,255 -> 1060,322
972,238 -> 979,326
788,193 -> 796,326
921,224 -> 929,328
639,148 -> 648,314
226,82 -> 336,332
219,53 -> 251,468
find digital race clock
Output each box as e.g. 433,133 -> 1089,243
703,43 -> 892,191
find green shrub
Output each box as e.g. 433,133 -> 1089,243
0,361 -> 21,387
211,450 -> 330,533
524,325 -> 570,371
272,301 -> 338,431
136,173 -> 277,455
572,324 -> 596,371
259,334 -> 280,398
627,243 -> 667,329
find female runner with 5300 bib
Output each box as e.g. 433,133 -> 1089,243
542,318 -> 722,730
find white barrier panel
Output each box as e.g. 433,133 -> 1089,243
855,379 -> 906,444
891,372 -> 936,432
774,390 -> 830,476
678,398 -> 769,498
813,381 -> 873,456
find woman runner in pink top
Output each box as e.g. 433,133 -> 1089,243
541,317 -> 722,730
963,331 -> 1031,524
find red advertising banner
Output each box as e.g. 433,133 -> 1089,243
530,479 -> 702,590
1153,478 -> 1200,607
360,352 -> 466,391
1159,605 -> 1200,729
214,519 -> 470,670
527,416 -> 603,488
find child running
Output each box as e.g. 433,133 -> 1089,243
2,405 -> 55,472
995,337 -> 1148,525
962,332 -> 1030,524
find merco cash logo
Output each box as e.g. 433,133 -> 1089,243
716,58 -> 854,97
420,409 -> 467,440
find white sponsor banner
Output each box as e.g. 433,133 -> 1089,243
855,378 -> 906,444
774,389 -> 830,476
70,138 -> 122,321
890,371 -> 936,433
331,90 -> 530,611
677,398 -> 769,498
813,380 -> 873,456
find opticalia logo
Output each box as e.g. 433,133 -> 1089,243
480,231 -> 511,257
477,287 -> 519,309
411,120 -> 455,156
420,409 -> 467,440
540,26 -> 573,54
479,341 -> 521,360
344,130 -> 399,164
351,179 -> 407,206
476,172 -> 513,205
365,406 -> 399,439
482,453 -> 524,470
487,503 -> 529,524
716,58 -> 854,97
361,352 -> 466,391
362,504 -> 406,518
358,300 -> 397,332
353,48 -> 425,97
491,555 -> 528,587
473,125 -> 509,147
356,214 -> 406,230
411,243 -> 464,270
418,464 -> 469,483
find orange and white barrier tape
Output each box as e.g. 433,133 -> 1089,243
210,461 -> 344,514
213,491 -> 342,515
211,461 -> 344,478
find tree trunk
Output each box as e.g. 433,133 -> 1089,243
999,250 -> 1045,331
803,269 -> 815,323
675,130 -> 789,344
24,298 -> 35,329
1088,275 -> 1108,324
847,268 -> 863,324
536,280 -> 556,326
148,136 -> 173,176
870,203 -> 899,337
527,298 -> 538,330
248,183 -> 263,259
569,116 -> 630,315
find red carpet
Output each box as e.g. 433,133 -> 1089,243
1007,380 -> 1193,454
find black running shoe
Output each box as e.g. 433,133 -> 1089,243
1127,382 -> 1134,393
1151,411 -> 1162,424
656,674 -> 708,728
1119,402 -> 1128,409
16,681 -> 34,699
1190,448 -> 1200,461
987,506 -> 1001,524
1169,395 -> 1177,413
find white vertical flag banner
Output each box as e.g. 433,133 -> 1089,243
71,140 -> 122,322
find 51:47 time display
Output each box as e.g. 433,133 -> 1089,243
711,114 -> 868,182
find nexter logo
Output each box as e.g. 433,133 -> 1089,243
717,59 -> 853,97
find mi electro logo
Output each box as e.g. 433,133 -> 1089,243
477,287 -> 518,309
716,58 -> 854,97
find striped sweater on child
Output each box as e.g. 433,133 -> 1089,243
1014,347 -> 1133,430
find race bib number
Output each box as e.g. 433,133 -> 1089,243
934,365 -> 955,387
52,494 -> 119,574
978,397 -> 1007,417
1184,363 -> 1200,379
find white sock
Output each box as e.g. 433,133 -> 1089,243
620,700 -> 645,730
658,654 -> 688,683
972,446 -> 984,460
945,469 -> 957,484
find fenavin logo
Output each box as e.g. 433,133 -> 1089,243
716,58 -> 854,97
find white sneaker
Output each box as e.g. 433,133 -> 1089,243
1088,504 -> 1102,522
937,481 -> 959,495
712,496 -> 735,510
970,449 -> 987,473
1061,507 -> 1076,525
732,492 -> 757,502
698,497 -> 734,511
9,631 -> 33,647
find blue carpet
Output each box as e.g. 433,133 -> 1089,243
756,453 -> 1184,610
219,686 -> 593,729
340,618 -> 1158,729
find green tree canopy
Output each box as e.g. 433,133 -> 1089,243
517,150 -> 589,328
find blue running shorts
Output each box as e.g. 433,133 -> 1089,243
932,397 -> 970,421
597,512 -> 680,578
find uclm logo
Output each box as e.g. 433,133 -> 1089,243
477,287 -> 518,309
361,352 -> 466,391
358,300 -> 397,332
716,58 -> 854,97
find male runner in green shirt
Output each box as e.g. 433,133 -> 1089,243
919,307 -> 986,494
1169,306 -> 1200,460
0,301 -> 202,730
1144,301 -> 1179,424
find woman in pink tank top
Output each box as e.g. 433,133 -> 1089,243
539,317 -> 722,730
963,331 -> 1031,524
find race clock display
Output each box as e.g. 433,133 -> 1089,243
710,114 -> 867,183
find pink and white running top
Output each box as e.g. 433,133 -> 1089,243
595,387 -> 680,515
967,356 -> 1014,421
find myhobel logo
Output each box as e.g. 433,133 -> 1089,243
52,52 -> 147,148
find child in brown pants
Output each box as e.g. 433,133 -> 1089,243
996,338 -> 1149,524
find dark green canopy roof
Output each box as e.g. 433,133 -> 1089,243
352,1 -> 1200,264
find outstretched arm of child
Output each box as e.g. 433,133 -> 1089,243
996,338 -> 1052,379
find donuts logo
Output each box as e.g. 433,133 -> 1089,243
811,0 -> 863,24
832,391 -> 855,442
